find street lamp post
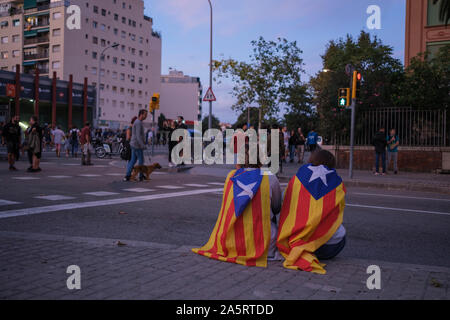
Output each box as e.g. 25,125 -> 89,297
207,0 -> 213,129
96,43 -> 119,127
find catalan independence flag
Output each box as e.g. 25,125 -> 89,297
277,164 -> 346,274
192,168 -> 272,267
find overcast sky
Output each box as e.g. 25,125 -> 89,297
145,0 -> 406,124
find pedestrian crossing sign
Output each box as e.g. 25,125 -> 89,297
203,87 -> 216,102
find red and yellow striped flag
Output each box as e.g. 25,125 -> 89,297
277,164 -> 346,274
192,169 -> 272,267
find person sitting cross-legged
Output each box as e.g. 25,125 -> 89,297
193,145 -> 283,267
277,149 -> 347,274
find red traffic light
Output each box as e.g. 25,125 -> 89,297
357,73 -> 362,81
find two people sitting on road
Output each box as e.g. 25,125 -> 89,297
193,148 -> 346,274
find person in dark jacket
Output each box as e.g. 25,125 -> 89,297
372,127 -> 387,175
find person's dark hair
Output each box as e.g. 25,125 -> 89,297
178,116 -> 184,121
271,124 -> 279,129
30,115 -> 38,123
131,116 -> 138,124
85,121 -> 90,127
243,143 -> 261,169
309,149 -> 336,169
139,109 -> 148,116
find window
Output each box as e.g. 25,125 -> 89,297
52,28 -> 61,37
112,100 -> 117,107
13,19 -> 20,27
92,51 -> 98,59
121,31 -> 126,38
12,50 -> 20,58
120,59 -> 125,66
130,75 -> 135,82
122,17 -> 126,24
112,72 -> 118,79
53,12 -> 62,20
113,57 -> 118,64
93,36 -> 98,44
101,9 -> 106,16
12,35 -> 20,43
113,28 -> 118,35
91,67 -> 97,75
85,49 -> 88,55
1,21 -> 8,28
138,77 -> 142,84
120,73 -> 125,80
114,14 -> 119,21
52,61 -> 60,69
122,3 -> 126,9
93,21 -> 98,28
100,24 -> 106,31
427,0 -> 446,26
1,36 -> 8,44
121,45 -> 125,52
93,6 -> 99,13
52,45 -> 61,53
101,39 -> 106,47
139,37 -> 143,44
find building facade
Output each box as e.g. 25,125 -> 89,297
0,0 -> 162,129
159,69 -> 202,126
405,0 -> 450,67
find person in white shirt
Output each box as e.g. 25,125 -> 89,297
52,126 -> 65,158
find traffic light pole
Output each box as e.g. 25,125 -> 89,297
151,110 -> 155,158
349,98 -> 356,179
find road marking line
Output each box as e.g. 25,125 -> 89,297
151,172 -> 167,175
156,185 -> 184,190
0,200 -> 21,206
184,184 -> 210,188
12,177 -> 40,180
105,173 -> 124,176
351,192 -> 450,202
78,174 -> 101,177
62,164 -> 79,166
208,182 -> 224,186
83,192 -> 120,197
0,188 -> 223,219
346,203 -> 450,216
34,195 -> 76,201
123,188 -> 155,193
48,175 -> 72,179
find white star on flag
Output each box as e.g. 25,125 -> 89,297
236,180 -> 257,199
308,165 -> 334,186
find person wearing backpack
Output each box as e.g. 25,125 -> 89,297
69,126 -> 80,158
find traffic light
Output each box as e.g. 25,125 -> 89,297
338,88 -> 350,107
149,93 -> 160,112
352,71 -> 362,99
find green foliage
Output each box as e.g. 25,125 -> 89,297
214,37 -> 306,120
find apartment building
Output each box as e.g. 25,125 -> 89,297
0,0 -> 162,129
159,69 -> 202,126
405,0 -> 450,67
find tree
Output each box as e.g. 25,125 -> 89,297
214,37 -> 306,122
433,0 -> 450,25
201,114 -> 221,133
398,45 -> 450,110
309,31 -> 404,142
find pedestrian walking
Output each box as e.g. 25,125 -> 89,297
2,115 -> 21,171
288,129 -> 298,163
372,127 -> 387,175
63,133 -> 71,158
387,128 -> 399,174
80,122 -> 93,166
69,126 -> 80,158
167,121 -> 176,167
282,127 -> 289,163
52,125 -> 65,158
124,110 -> 148,181
296,127 -> 306,164
26,116 -> 42,172
306,128 -> 319,153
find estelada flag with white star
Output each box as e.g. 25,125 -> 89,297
192,168 -> 272,267
277,164 -> 346,274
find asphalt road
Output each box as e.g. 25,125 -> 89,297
0,155 -> 449,268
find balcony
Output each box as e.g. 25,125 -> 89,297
24,53 -> 49,61
24,36 -> 49,46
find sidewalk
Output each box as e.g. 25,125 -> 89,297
0,231 -> 448,300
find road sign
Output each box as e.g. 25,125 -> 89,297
6,84 -> 15,98
203,87 -> 216,102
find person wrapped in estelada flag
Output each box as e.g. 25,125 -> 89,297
193,147 -> 283,267
277,150 -> 347,274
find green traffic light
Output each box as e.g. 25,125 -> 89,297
339,98 -> 346,106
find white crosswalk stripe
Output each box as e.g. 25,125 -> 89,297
78,174 -> 102,177
123,188 -> 155,193
48,176 -> 72,179
83,192 -> 120,197
184,184 -> 210,188
34,195 -> 76,201
105,173 -> 124,176
208,182 -> 224,186
156,185 -> 184,190
12,177 -> 40,180
0,200 -> 21,206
